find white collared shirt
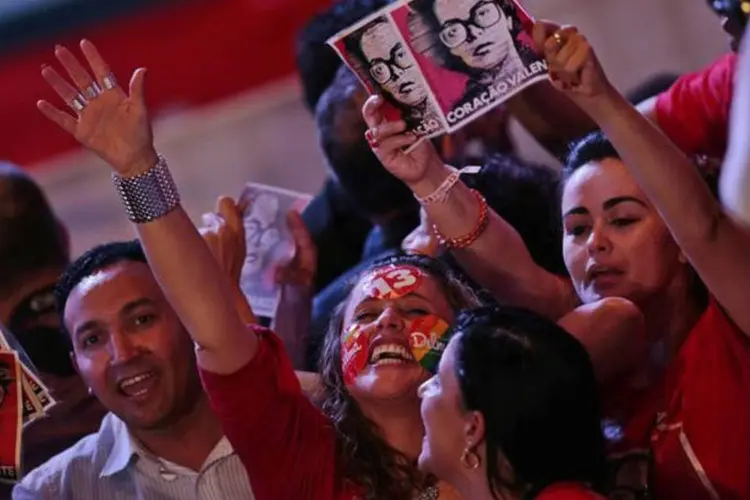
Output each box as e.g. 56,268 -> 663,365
12,413 -> 254,500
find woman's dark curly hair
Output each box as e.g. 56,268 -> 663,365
408,0 -> 538,78
318,253 -> 480,499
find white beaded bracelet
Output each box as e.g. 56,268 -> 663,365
414,165 -> 481,205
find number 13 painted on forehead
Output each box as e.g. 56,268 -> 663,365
363,265 -> 424,300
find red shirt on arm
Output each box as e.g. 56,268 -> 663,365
199,326 -> 359,500
654,53 -> 737,158
605,298 -> 750,500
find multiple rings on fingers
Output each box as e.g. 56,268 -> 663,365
552,31 -> 564,48
365,128 -> 380,148
70,93 -> 88,112
83,81 -> 102,100
102,74 -> 117,91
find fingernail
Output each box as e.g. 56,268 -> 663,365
54,44 -> 62,51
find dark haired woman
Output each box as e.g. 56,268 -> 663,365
419,306 -> 607,499
360,18 -> 750,499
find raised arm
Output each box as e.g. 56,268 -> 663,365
361,97 -> 577,321
36,41 -> 256,374
542,22 -> 750,336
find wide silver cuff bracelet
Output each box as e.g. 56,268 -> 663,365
112,155 -> 181,224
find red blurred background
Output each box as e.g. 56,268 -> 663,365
0,0 -> 331,167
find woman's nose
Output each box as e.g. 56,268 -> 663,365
586,225 -> 612,255
375,305 -> 405,332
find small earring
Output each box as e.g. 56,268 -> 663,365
460,447 -> 480,469
87,387 -> 93,395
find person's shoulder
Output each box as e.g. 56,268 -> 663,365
14,413 -> 119,496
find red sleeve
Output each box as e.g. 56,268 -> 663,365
199,326 -> 338,500
654,53 -> 737,158
673,300 -> 750,499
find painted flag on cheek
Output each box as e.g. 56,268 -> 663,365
408,315 -> 451,374
341,325 -> 372,385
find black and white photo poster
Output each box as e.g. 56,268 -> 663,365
328,0 -> 547,140
239,183 -> 312,318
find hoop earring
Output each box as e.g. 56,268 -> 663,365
461,448 -> 480,469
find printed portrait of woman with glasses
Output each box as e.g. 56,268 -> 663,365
408,0 -> 543,124
340,15 -> 443,136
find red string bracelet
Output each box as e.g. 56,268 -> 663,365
431,189 -> 489,250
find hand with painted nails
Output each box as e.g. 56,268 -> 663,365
361,95 -> 444,189
531,21 -> 612,102
37,40 -> 156,177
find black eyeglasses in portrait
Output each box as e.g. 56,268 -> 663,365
438,0 -> 503,48
368,43 -> 414,84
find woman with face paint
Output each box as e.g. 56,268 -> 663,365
361,18 -> 750,500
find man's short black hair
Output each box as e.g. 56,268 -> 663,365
315,65 -> 417,218
296,0 -> 390,113
0,162 -> 68,298
55,240 -> 147,335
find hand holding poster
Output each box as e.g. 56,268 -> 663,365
239,183 -> 312,318
328,0 -> 546,142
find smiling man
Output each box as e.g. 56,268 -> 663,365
12,240 -> 254,500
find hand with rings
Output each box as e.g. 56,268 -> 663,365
531,20 -> 612,100
361,94 -> 444,189
37,40 -> 157,178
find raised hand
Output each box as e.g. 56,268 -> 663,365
532,21 -> 612,102
361,95 -> 444,190
199,196 -> 247,287
274,210 -> 317,288
37,40 -> 156,177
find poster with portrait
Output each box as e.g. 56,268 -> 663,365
0,323 -> 54,421
0,351 -> 22,484
328,0 -> 547,139
239,183 -> 312,319
328,10 -> 447,140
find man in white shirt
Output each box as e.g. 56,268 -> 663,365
13,240 -> 254,500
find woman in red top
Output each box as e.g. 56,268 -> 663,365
361,20 -> 750,500
419,306 -> 608,500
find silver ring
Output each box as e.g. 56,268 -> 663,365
70,93 -> 88,112
83,82 -> 101,100
102,74 -> 117,91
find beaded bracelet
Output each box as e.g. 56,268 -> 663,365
431,189 -> 489,250
415,165 -> 481,205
